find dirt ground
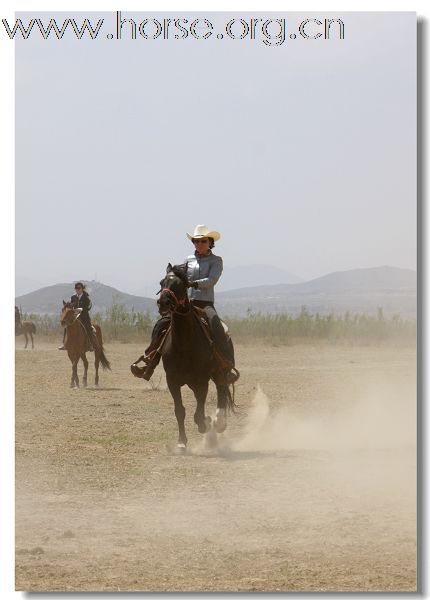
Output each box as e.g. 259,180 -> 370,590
15,339 -> 416,592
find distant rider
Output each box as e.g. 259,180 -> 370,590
59,282 -> 94,351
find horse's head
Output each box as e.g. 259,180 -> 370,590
158,263 -> 190,313
60,301 -> 82,327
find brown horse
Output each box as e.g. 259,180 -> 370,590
60,301 -> 110,388
15,321 -> 36,349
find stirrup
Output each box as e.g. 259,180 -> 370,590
225,368 -> 240,385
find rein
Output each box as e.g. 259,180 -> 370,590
160,287 -> 191,314
62,308 -> 82,327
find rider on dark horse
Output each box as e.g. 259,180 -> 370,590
59,282 -> 95,351
137,224 -> 239,384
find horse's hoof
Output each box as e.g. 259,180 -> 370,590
176,443 -> 187,454
197,416 -> 211,434
213,408 -> 227,433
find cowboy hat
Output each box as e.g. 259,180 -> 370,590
186,224 -> 221,241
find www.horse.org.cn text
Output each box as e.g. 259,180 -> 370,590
2,13 -> 345,46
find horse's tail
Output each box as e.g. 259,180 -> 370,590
30,322 -> 36,334
98,347 -> 111,371
94,325 -> 111,371
225,382 -> 239,414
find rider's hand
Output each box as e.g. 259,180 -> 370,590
188,281 -> 198,289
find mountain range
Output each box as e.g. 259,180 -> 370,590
15,281 -> 156,316
15,266 -> 416,318
15,264 -> 302,297
216,266 -> 416,317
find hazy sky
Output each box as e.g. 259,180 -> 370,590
15,12 -> 416,295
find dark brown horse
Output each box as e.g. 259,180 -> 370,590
15,321 -> 36,349
60,301 -> 110,388
134,263 -> 235,450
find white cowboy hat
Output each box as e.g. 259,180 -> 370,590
186,224 -> 221,241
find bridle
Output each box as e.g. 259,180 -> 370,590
60,305 -> 82,327
158,276 -> 190,314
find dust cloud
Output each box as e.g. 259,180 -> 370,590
187,380 -> 416,458
15,343 -> 417,591
232,384 -> 416,453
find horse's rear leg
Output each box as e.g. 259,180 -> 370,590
192,382 -> 211,434
81,354 -> 88,387
94,355 -> 99,387
167,380 -> 187,448
30,332 -> 34,349
24,333 -> 28,349
213,383 -> 230,433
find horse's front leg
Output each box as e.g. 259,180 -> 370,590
71,358 -> 79,388
24,333 -> 28,349
192,381 -> 211,434
30,333 -> 34,350
81,353 -> 88,387
167,378 -> 187,448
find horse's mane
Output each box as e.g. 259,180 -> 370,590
171,263 -> 189,285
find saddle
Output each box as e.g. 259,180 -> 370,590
192,306 -> 232,340
64,318 -> 97,352
131,307 -> 239,384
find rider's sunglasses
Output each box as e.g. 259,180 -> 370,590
75,286 -> 83,290
193,238 -> 209,244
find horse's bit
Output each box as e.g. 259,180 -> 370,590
159,287 -> 190,313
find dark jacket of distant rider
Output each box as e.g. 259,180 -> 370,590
70,289 -> 92,332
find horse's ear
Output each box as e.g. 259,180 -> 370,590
62,300 -> 66,306
166,263 -> 173,273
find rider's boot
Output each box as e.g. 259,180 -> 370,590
213,348 -> 240,385
140,364 -> 156,381
131,353 -> 161,380
212,334 -> 239,385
